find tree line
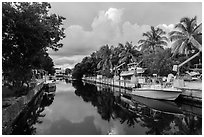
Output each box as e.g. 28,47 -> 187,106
72,16 -> 202,79
2,2 -> 66,92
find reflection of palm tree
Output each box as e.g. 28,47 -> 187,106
172,114 -> 202,135
138,108 -> 176,135
169,16 -> 202,56
138,26 -> 168,53
73,82 -> 202,135
97,90 -> 115,122
113,98 -> 140,127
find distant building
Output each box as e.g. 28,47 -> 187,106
55,68 -> 65,75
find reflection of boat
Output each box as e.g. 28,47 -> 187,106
44,80 -> 56,93
179,103 -> 202,118
132,86 -> 182,101
122,94 -> 183,115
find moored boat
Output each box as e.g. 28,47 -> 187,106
132,86 -> 182,101
131,76 -> 183,101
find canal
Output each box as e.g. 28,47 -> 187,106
11,80 -> 202,135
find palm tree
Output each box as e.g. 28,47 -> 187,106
118,42 -> 141,67
138,26 -> 168,53
169,16 -> 202,56
97,45 -> 113,76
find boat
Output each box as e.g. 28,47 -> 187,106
132,86 -> 182,101
131,75 -> 183,101
44,80 -> 56,93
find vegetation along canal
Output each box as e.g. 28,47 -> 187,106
11,80 -> 202,135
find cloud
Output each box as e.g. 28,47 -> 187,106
157,24 -> 175,34
51,55 -> 85,69
49,8 -> 124,58
120,21 -> 151,46
49,7 -> 175,69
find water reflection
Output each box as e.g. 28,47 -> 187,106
39,116 -> 101,135
72,80 -> 202,135
11,90 -> 56,135
11,80 -> 202,135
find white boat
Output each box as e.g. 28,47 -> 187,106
132,85 -> 182,101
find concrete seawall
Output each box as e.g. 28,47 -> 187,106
2,81 -> 45,135
82,77 -> 202,103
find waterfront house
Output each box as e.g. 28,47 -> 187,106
120,62 -> 146,84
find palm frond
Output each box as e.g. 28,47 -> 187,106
180,17 -> 190,23
140,44 -> 151,52
156,28 -> 166,36
178,41 -> 187,54
150,26 -> 155,33
189,36 -> 202,51
170,39 -> 183,52
118,43 -> 124,49
169,35 -> 186,42
160,36 -> 169,42
97,60 -> 103,69
138,39 -> 146,44
193,23 -> 202,34
175,23 -> 187,32
157,41 -> 168,46
143,31 -> 152,38
172,44 -> 181,56
169,30 -> 184,36
190,16 -> 197,32
171,39 -> 186,56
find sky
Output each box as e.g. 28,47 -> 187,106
47,2 -> 202,69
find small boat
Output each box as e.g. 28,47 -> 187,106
44,80 -> 56,93
132,85 -> 182,101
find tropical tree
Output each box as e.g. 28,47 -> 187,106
2,2 -> 65,91
169,16 -> 202,56
118,42 -> 141,69
96,45 -> 114,77
138,26 -> 168,53
65,68 -> 72,75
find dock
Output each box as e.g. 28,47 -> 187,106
82,76 -> 202,103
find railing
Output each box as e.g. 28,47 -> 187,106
83,76 -> 135,89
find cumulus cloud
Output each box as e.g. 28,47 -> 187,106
52,55 -> 85,69
49,7 -> 174,69
157,24 -> 175,34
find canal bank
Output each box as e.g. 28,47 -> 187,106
6,80 -> 201,135
2,80 -> 55,135
82,77 -> 202,103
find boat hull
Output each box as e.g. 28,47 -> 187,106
132,88 -> 181,101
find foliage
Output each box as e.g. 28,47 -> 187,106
96,45 -> 114,77
169,16 -> 202,56
2,2 -> 65,92
138,26 -> 168,53
72,54 -> 100,79
118,42 -> 141,69
72,16 -> 201,79
32,51 -> 55,75
65,68 -> 72,75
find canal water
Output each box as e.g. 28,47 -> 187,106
11,80 -> 202,135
